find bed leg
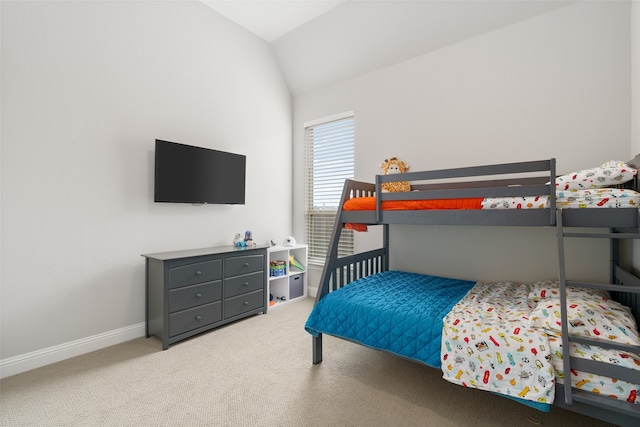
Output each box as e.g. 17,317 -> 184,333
312,334 -> 323,364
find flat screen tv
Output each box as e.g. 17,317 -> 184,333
154,139 -> 246,205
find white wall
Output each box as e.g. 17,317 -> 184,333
0,1 -> 292,373
629,1 -> 640,279
294,1 -> 631,290
633,1 -> 640,154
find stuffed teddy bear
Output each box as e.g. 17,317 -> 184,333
380,157 -> 411,192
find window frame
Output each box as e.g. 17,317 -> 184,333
304,112 -> 355,266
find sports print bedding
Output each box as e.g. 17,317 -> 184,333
475,160 -> 639,210
553,160 -> 636,190
548,335 -> 640,404
529,282 -> 640,403
441,281 -> 640,404
482,188 -> 640,210
441,281 -> 556,403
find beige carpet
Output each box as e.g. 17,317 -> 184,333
0,298 -> 613,427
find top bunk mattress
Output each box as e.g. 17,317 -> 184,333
343,188 -> 640,231
343,188 -> 640,212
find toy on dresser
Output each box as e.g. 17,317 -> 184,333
233,233 -> 245,247
233,230 -> 257,247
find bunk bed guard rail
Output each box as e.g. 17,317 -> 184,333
375,158 -> 557,225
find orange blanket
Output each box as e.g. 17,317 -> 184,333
343,196 -> 484,231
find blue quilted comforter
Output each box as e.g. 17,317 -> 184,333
304,271 -> 476,368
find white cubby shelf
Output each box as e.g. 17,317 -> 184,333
267,244 -> 308,308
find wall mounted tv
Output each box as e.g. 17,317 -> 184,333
154,139 -> 246,205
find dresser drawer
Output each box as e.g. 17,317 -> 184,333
224,290 -> 263,319
169,302 -> 221,337
169,280 -> 222,313
169,259 -> 222,289
224,255 -> 264,278
224,271 -> 264,299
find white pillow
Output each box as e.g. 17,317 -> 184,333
554,161 -> 636,191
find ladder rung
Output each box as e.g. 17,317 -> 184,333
562,232 -> 640,239
565,280 -> 640,294
570,357 -> 640,386
571,388 -> 640,417
568,336 -> 640,354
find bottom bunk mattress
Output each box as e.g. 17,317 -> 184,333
304,271 -> 475,367
305,271 -> 640,409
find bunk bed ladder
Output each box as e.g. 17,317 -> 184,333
556,208 -> 640,424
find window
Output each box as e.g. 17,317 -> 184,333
304,112 -> 355,265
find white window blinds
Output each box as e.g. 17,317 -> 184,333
304,114 -> 355,265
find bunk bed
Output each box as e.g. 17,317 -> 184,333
304,158 -> 640,426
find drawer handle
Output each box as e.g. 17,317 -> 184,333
243,263 -> 249,267
195,315 -> 202,321
195,270 -> 202,276
195,293 -> 202,299
243,301 -> 249,306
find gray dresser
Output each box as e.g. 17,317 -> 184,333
143,245 -> 268,350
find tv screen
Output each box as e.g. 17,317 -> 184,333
154,139 -> 246,205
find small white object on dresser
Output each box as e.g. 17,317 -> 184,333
267,243 -> 308,308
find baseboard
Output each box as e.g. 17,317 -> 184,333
308,285 -> 318,298
0,322 -> 146,379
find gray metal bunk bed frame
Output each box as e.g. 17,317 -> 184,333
311,158 -> 640,426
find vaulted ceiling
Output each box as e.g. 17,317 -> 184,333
201,1 -> 345,42
203,1 -> 574,95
